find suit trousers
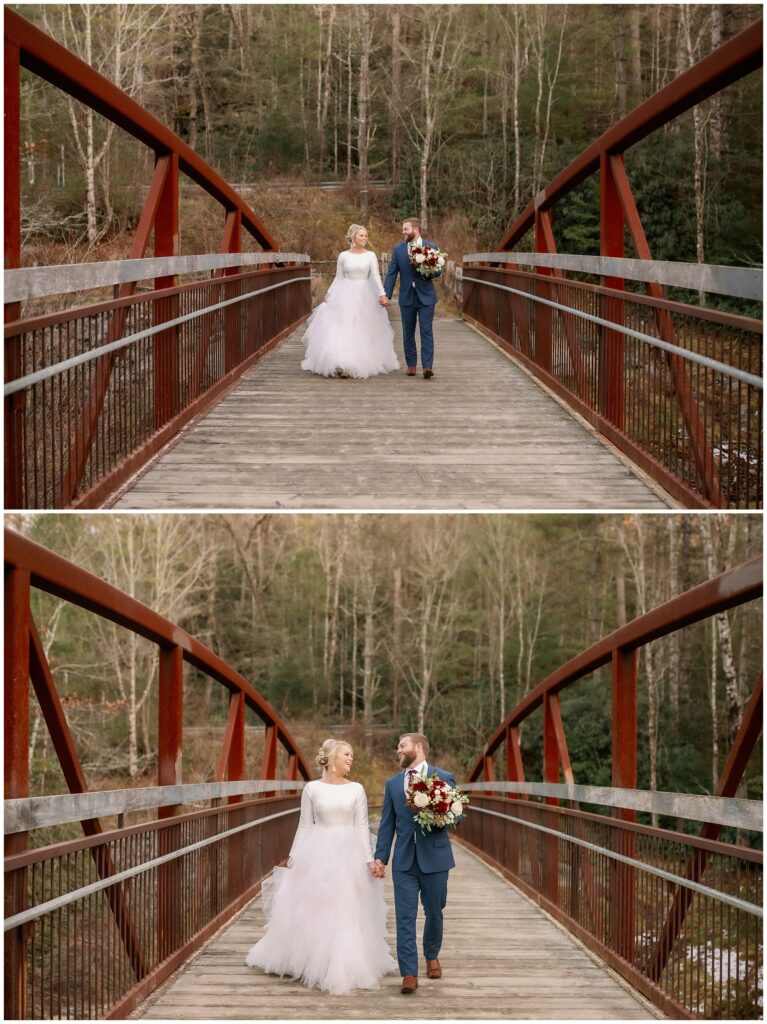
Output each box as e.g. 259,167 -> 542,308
392,861 -> 449,976
400,300 -> 435,369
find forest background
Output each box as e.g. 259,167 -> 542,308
10,513 -> 763,835
16,3 -> 763,314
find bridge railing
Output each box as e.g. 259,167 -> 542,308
4,528 -> 311,1020
4,783 -> 303,1020
471,18 -> 763,511
4,253 -> 311,509
465,557 -> 763,1019
460,783 -> 762,1020
4,10 -> 312,510
462,252 -> 762,509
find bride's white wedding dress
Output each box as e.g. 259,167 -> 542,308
301,251 -> 399,378
245,780 -> 396,995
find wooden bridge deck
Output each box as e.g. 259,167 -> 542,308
133,842 -> 658,1020
112,315 -> 672,510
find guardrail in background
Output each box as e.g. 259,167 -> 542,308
465,557 -> 762,1019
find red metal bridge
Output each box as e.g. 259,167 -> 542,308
4,528 -> 763,1020
4,12 -> 763,511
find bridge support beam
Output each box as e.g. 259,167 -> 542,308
4,563 -> 30,1020
611,647 -> 637,963
4,35 -> 24,509
599,153 -> 626,430
153,152 -> 181,431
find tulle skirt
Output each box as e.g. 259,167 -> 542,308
301,279 -> 399,379
245,825 -> 397,995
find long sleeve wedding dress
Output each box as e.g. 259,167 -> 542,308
301,251 -> 399,378
245,780 -> 396,994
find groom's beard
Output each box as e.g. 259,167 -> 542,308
399,752 -> 417,768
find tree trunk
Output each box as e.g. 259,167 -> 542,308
362,592 -> 376,753
615,8 -> 628,120
710,6 -> 722,160
357,7 -> 371,219
392,564 -> 402,723
390,8 -> 401,183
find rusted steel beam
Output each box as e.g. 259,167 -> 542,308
153,152 -> 181,431
599,152 -> 626,429
498,19 -> 762,250
610,646 -> 637,963
4,9 -> 278,250
534,211 -> 553,373
469,556 -> 761,780
261,722 -> 278,781
609,155 -> 725,507
58,155 -> 171,506
4,529 -> 311,779
224,210 -> 243,374
506,725 -> 525,785
534,208 -> 588,400
4,36 -> 23,509
4,561 -> 30,1020
647,675 -> 763,982
27,618 -> 149,981
157,644 -> 183,815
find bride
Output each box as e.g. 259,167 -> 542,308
245,738 -> 396,995
301,225 -> 400,379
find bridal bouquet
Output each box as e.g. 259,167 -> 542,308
406,771 -> 469,831
408,243 -> 447,279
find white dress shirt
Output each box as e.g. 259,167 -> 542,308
404,759 -> 428,792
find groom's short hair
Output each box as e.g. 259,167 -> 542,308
403,218 -> 421,231
401,732 -> 429,756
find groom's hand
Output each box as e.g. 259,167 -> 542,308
378,295 -> 390,307
371,859 -> 386,878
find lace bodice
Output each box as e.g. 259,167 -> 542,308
333,251 -> 386,295
290,780 -> 373,863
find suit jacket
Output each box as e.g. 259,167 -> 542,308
373,763 -> 458,874
384,240 -> 440,308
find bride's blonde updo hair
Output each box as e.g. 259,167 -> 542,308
346,224 -> 370,248
316,737 -> 352,774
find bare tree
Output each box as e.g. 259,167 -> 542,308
41,4 -> 167,244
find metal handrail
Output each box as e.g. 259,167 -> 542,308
462,274 -> 763,389
468,805 -> 761,918
5,252 -> 311,302
4,807 -> 300,932
463,252 -> 762,301
4,276 -> 311,396
461,782 -> 763,831
5,780 -> 308,834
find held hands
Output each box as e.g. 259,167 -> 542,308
378,295 -> 390,307
369,859 -> 386,878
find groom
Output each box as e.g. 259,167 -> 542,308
379,219 -> 440,379
372,732 -> 459,994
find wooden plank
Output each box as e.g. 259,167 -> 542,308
131,843 -> 659,1021
111,317 -> 673,511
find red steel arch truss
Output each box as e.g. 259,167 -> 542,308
4,527 -> 310,1018
464,557 -> 763,1018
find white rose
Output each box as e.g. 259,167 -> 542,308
415,254 -> 426,264
437,256 -> 445,266
413,792 -> 430,808
450,800 -> 464,817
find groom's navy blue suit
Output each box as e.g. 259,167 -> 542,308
384,240 -> 440,370
374,764 -> 457,977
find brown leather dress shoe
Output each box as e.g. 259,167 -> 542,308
401,975 -> 418,994
423,368 -> 434,379
406,367 -> 417,376
426,958 -> 442,979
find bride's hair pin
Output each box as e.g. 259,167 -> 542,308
316,737 -> 353,774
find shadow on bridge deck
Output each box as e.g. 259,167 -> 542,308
111,316 -> 673,511
132,843 -> 659,1020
